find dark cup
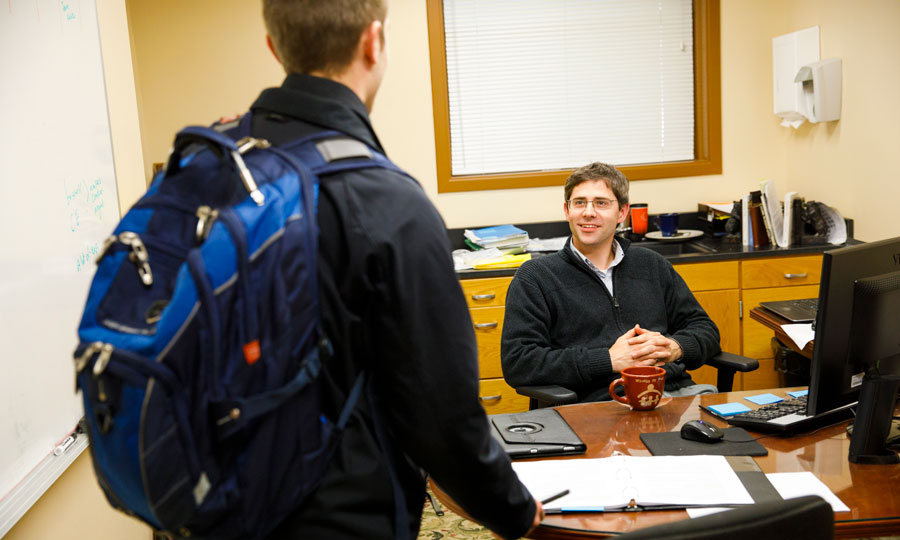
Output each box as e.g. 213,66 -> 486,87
658,213 -> 680,237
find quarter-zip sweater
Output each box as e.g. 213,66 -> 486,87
501,237 -> 721,402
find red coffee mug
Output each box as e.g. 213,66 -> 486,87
609,366 -> 666,411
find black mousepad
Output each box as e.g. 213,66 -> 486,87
640,428 -> 768,456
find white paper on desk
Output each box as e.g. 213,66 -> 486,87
452,248 -> 504,271
685,471 -> 849,518
526,236 -> 568,252
512,455 -> 754,510
781,323 -> 815,350
766,472 -> 850,512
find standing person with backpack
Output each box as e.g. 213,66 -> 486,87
257,1 -> 541,538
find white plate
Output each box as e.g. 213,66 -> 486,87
644,229 -> 704,242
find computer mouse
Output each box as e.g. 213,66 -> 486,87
680,420 -> 724,443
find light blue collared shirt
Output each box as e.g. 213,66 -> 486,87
570,239 -> 625,296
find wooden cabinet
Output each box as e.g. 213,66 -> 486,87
674,261 -> 741,388
739,255 -> 822,390
676,254 -> 823,391
460,252 -> 824,405
460,277 -> 529,413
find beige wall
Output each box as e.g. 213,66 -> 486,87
11,1 -> 899,538
125,0 -> 900,241
775,0 -> 900,242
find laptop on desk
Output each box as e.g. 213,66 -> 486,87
759,298 -> 819,323
490,409 -> 586,458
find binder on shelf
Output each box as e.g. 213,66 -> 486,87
748,191 -> 770,248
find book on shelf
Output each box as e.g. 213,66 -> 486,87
741,182 -> 806,248
464,224 -> 529,249
748,190 -> 770,248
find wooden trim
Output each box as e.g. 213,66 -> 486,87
426,0 -> 722,193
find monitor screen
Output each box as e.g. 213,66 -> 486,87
807,236 -> 900,417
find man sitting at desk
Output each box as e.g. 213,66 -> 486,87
501,162 -> 720,402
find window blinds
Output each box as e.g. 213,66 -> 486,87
442,0 -> 695,177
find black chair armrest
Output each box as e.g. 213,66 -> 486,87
707,351 -> 759,373
515,385 -> 578,408
706,351 -> 759,392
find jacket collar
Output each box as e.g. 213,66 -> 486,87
561,235 -> 631,272
250,73 -> 385,153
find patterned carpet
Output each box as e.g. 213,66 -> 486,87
417,488 -> 495,540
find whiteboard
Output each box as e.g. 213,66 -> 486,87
0,0 -> 120,532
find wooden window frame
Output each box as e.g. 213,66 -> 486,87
426,0 -> 722,193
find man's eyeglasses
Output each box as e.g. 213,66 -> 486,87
567,198 -> 616,211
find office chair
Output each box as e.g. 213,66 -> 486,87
516,351 -> 759,409
614,495 -> 834,540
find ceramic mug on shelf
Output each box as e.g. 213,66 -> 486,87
657,212 -> 680,237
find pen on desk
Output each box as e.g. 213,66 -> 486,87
540,489 -> 570,505
53,434 -> 77,456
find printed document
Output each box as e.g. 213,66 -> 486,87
512,455 -> 754,510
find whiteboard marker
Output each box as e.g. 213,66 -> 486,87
53,435 -> 77,456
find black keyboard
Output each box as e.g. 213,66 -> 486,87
726,395 -> 810,432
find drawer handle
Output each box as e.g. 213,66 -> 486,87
784,273 -> 808,279
474,322 -> 499,329
479,395 -> 502,402
471,293 -> 496,300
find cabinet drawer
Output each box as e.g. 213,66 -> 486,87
479,378 -> 529,414
741,255 -> 822,289
460,277 -> 512,308
674,261 -> 739,291
741,285 -> 820,359
471,306 -> 504,379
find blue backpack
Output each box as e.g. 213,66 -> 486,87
74,117 -> 405,539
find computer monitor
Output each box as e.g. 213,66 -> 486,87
804,236 -> 900,462
845,269 -> 900,463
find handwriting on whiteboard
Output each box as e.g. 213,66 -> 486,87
65,177 -> 105,233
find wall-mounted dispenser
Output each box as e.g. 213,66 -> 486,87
773,26 -> 819,128
794,58 -> 842,123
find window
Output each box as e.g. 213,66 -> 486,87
426,0 -> 721,193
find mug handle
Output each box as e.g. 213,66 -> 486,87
609,378 -> 629,405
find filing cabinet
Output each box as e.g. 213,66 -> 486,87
460,277 -> 529,413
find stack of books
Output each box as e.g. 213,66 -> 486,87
741,180 -> 803,248
464,224 -> 530,252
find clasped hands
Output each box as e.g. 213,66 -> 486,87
610,324 -> 682,373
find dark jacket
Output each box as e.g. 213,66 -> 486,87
502,238 -> 721,402
251,74 -> 535,540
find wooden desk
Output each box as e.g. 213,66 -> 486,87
432,390 -> 900,539
749,306 -> 814,359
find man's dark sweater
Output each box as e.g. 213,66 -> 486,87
501,238 -> 721,402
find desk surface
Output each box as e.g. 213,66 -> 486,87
432,389 -> 900,539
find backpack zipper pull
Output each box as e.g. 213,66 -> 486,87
92,343 -> 114,378
195,205 -> 219,243
74,341 -> 103,392
119,232 -> 153,286
75,342 -> 103,374
95,235 -> 118,264
232,137 -> 272,206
